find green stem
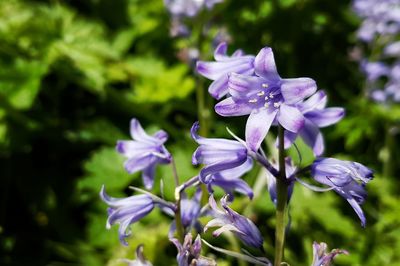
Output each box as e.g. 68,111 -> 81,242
171,158 -> 184,242
274,126 -> 289,266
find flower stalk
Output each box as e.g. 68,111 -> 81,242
274,125 -> 289,266
171,158 -> 185,243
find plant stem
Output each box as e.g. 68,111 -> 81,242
274,126 -> 289,266
171,158 -> 184,242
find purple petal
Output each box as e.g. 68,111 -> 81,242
215,97 -> 253,116
196,59 -> 254,80
228,72 -> 263,100
345,194 -> 366,227
124,154 -> 158,174
199,155 -> 247,183
254,47 -> 279,80
299,90 -> 327,113
208,75 -> 229,100
142,164 -> 156,190
277,104 -> 305,133
299,120 -> 324,156
213,42 -> 228,61
305,108 -> 345,128
281,78 -> 317,104
130,118 -> 153,142
245,108 -> 278,151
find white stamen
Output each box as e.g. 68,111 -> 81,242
264,103 -> 270,108
257,91 -> 265,97
262,83 -> 269,88
273,102 -> 280,108
265,96 -> 269,101
248,98 -> 258,103
269,93 -> 274,98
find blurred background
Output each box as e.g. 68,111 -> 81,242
0,0 -> 399,265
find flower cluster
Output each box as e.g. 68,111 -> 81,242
99,42 -> 373,265
353,0 -> 400,102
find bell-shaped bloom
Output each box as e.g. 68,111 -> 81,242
119,245 -> 153,266
170,234 -> 217,266
266,158 -> 296,205
116,118 -> 171,189
197,42 -> 255,100
205,195 -> 263,248
311,242 -> 348,266
217,46 -> 317,151
281,91 -> 345,156
311,158 -> 373,226
100,186 -> 155,245
191,122 -> 254,198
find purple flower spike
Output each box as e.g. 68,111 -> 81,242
217,46 -> 317,151
117,118 -> 171,190
100,186 -> 155,245
196,42 -> 255,100
171,234 -> 217,266
281,90 -> 345,156
191,122 -> 254,198
165,0 -> 223,18
311,158 -> 373,227
311,242 -> 348,266
205,195 -> 263,248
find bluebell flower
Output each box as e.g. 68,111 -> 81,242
311,242 -> 348,266
191,122 -> 254,198
116,118 -> 171,189
281,91 -> 345,156
311,158 -> 373,226
100,185 -> 155,245
170,234 -> 217,266
119,245 -> 153,266
197,42 -> 255,100
205,195 -> 263,248
216,46 -> 317,151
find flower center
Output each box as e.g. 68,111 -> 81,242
247,83 -> 282,109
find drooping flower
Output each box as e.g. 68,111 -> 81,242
311,158 -> 373,226
100,186 -> 155,245
170,234 -> 217,266
281,91 -> 345,156
119,245 -> 153,266
205,195 -> 263,248
116,118 -> 171,189
197,42 -> 255,99
191,122 -> 254,198
216,46 -> 317,151
311,242 -> 348,266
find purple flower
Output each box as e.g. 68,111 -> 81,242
205,195 -> 263,248
311,158 -> 373,226
100,186 -> 155,245
311,242 -> 348,266
282,91 -> 345,156
196,42 -> 255,100
171,234 -> 217,266
116,118 -> 171,190
216,46 -> 317,151
119,245 -> 153,266
191,122 -> 254,198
